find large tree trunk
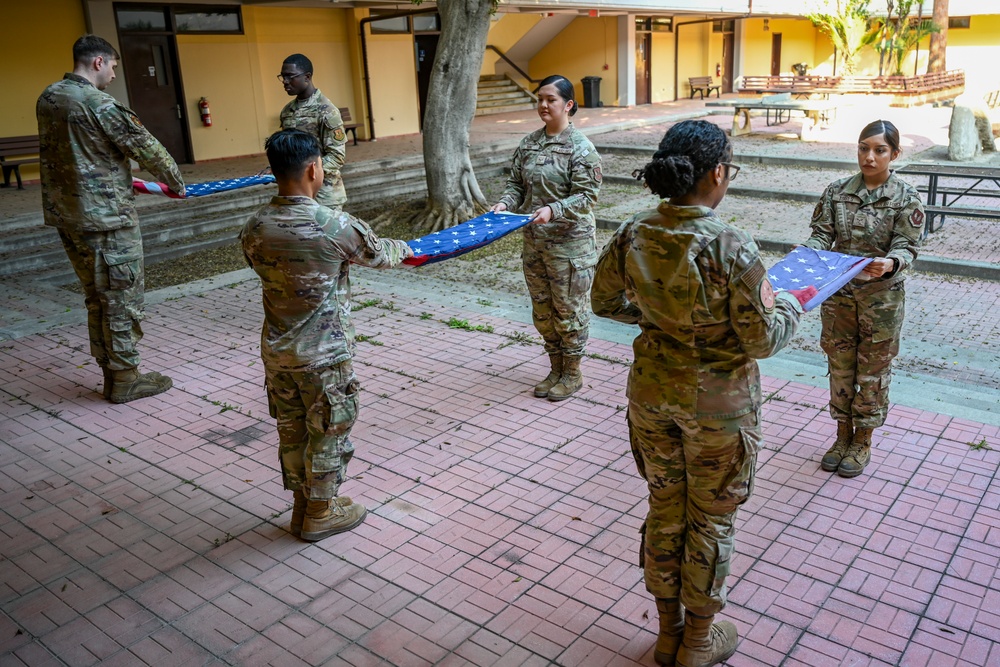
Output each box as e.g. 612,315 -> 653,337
927,0 -> 948,73
407,0 -> 493,233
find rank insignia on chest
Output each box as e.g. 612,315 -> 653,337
909,208 -> 925,228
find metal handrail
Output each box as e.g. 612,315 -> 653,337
485,45 -> 540,86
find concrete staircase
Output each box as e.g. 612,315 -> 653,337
0,147 -> 515,286
476,75 -> 536,116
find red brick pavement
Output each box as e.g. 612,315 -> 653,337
2,275 -> 999,666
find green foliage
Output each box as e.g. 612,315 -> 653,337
444,317 -> 495,333
870,0 -> 942,75
807,0 -> 874,75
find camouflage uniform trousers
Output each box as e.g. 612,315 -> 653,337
522,234 -> 598,356
628,402 -> 761,616
57,226 -> 145,371
820,280 -> 905,429
265,360 -> 360,500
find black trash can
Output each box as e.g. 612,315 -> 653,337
581,76 -> 602,108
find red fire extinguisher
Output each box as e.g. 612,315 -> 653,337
198,97 -> 212,127
716,63 -> 722,78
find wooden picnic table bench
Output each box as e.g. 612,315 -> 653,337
338,107 -> 360,146
896,162 -> 1000,232
688,76 -> 721,100
0,135 -> 40,190
705,93 -> 840,140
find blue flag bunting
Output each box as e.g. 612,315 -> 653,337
403,211 -> 534,266
767,246 -> 873,311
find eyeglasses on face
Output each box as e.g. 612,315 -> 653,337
720,162 -> 741,181
277,72 -> 307,83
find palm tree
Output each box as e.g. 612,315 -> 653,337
807,0 -> 876,75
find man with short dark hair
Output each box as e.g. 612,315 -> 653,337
278,53 -> 349,211
37,34 -> 185,403
240,129 -> 412,542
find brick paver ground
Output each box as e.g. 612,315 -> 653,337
2,267 -> 999,666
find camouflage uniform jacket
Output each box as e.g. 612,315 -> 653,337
280,89 -> 348,207
36,73 -> 185,232
240,196 -> 409,372
804,171 -> 924,280
498,123 -> 602,241
592,202 -> 803,420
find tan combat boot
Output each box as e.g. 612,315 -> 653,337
653,598 -> 684,666
838,427 -> 873,478
110,368 -> 172,404
289,488 -> 307,536
301,497 -> 367,542
820,421 -> 853,472
101,367 -> 114,400
548,355 -> 582,402
534,354 -> 563,398
676,612 -> 738,667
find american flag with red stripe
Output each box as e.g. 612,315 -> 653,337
132,175 -> 276,198
767,246 -> 873,311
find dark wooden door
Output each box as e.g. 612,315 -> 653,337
119,34 -> 190,163
770,33 -> 783,76
415,34 -> 439,129
723,33 -> 735,92
635,32 -> 651,105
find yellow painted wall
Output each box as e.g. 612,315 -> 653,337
740,18 -> 817,76
676,22 -> 710,98
481,14 -> 543,77
530,17 -> 617,106
939,14 -> 1000,92
176,34 -> 262,160
0,1 -> 85,182
650,31 -> 676,103
366,33 -> 421,138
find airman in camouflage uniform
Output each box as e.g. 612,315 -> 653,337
37,35 -> 184,404
496,120 -> 601,400
279,54 -> 348,211
805,168 -> 923,477
241,129 -> 411,541
592,120 -> 809,667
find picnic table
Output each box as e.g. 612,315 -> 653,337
896,162 -> 1000,233
705,93 -> 840,140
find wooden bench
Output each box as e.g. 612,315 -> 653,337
688,76 -> 721,100
338,107 -> 360,146
0,135 -> 40,190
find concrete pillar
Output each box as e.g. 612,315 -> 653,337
617,15 -> 635,107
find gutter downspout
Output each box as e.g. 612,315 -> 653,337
359,6 -> 438,141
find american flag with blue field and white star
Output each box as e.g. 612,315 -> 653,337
767,246 -> 873,311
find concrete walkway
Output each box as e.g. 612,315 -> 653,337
2,261 -> 1000,666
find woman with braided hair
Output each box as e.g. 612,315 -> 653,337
804,119 -> 924,478
592,120 -> 812,667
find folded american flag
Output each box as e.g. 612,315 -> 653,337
767,246 -> 873,311
132,175 -> 276,198
403,211 -> 533,266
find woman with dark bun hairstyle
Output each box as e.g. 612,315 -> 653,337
491,75 -> 602,401
592,120 -> 811,667
804,119 -> 924,479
